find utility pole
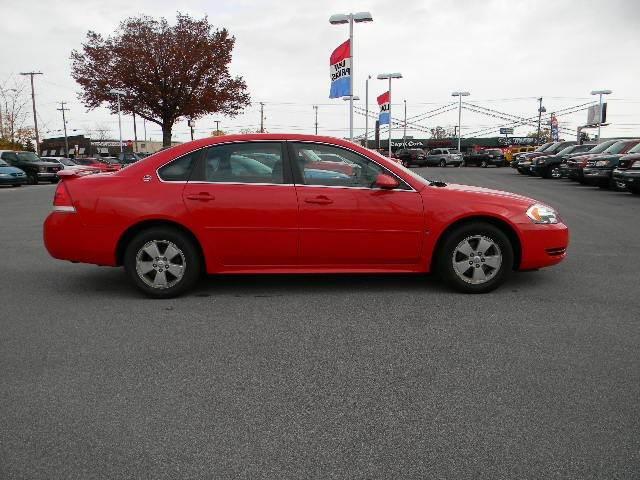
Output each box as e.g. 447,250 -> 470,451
214,120 -> 220,135
20,71 -> 43,154
259,102 -> 265,133
132,110 -> 138,153
313,105 -> 318,135
536,97 -> 544,143
57,102 -> 70,158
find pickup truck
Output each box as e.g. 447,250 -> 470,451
462,149 -> 505,168
424,148 -> 463,167
0,150 -> 62,184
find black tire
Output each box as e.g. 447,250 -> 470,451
541,167 -> 552,179
11,184 -> 22,188
481,160 -> 488,168
439,159 -> 446,167
124,227 -> 202,298
496,162 -> 502,168
436,222 -> 514,294
629,186 -> 640,195
27,173 -> 37,185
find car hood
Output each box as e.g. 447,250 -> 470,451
0,165 -> 25,174
441,183 -> 535,205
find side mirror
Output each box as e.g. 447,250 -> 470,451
375,173 -> 400,190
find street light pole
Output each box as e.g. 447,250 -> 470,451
536,97 -> 545,143
451,91 -> 470,152
57,101 -> 70,158
403,99 -> 407,147
364,75 -> 371,147
377,73 -> 403,158
109,89 -> 126,153
329,12 -> 373,142
591,89 -> 612,141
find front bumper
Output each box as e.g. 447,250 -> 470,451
582,168 -> 611,184
518,222 -> 570,270
0,175 -> 27,185
37,172 -> 58,179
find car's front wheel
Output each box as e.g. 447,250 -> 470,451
27,173 -> 37,185
437,222 -> 513,293
124,227 -> 202,298
481,160 -> 488,168
439,159 -> 446,167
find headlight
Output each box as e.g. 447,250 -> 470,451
526,204 -> 558,224
595,160 -> 610,167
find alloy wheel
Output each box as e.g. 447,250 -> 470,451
135,240 -> 186,289
451,235 -> 502,285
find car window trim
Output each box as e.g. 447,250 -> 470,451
286,140 -> 415,192
155,140 -> 292,185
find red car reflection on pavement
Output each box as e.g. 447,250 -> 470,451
44,134 -> 569,298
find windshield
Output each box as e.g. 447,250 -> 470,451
557,146 -> 577,156
16,151 -> 41,162
626,142 -> 640,154
535,142 -> 554,152
604,141 -> 635,155
369,149 -> 431,186
588,140 -> 618,153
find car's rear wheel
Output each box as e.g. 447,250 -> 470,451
124,227 -> 202,298
439,159 -> 446,167
437,222 -> 513,293
481,160 -> 488,168
27,173 -> 37,185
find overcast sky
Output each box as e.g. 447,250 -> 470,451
2,0 -> 639,144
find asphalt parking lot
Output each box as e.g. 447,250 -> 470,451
1,168 -> 639,479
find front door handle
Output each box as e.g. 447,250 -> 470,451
304,195 -> 333,205
185,192 -> 215,202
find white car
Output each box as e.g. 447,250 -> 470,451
42,157 -> 100,175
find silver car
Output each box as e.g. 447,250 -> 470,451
425,148 -> 463,167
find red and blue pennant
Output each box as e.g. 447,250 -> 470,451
329,40 -> 352,99
377,91 -> 390,125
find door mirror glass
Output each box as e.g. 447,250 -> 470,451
375,173 -> 400,189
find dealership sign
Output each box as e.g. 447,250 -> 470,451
497,136 -> 537,146
390,140 -> 425,148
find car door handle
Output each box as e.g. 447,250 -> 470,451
185,192 -> 215,201
304,195 -> 333,205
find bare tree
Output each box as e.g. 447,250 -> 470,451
0,78 -> 29,144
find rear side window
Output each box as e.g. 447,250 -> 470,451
158,150 -> 200,181
203,142 -> 285,184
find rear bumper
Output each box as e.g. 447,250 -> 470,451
518,222 -> 569,270
44,212 -> 118,266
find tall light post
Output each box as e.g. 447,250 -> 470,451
364,75 -> 372,148
403,99 -> 407,147
329,11 -> 373,142
377,73 -> 402,158
590,89 -> 612,141
451,91 -> 470,152
109,89 -> 126,152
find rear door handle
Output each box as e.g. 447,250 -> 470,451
304,195 -> 333,205
185,192 -> 215,202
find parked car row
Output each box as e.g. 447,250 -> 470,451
0,150 -> 150,186
512,139 -> 640,194
395,148 -> 464,168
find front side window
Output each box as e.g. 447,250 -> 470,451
290,142 -> 395,189
203,142 -> 284,184
158,150 -> 200,181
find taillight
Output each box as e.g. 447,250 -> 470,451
53,182 -> 76,213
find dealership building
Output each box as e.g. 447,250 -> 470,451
40,135 -> 181,157
362,136 -> 541,152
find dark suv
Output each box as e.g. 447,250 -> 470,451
463,149 -> 505,167
0,150 -> 62,184
582,140 -> 640,189
515,141 -> 577,175
396,148 -> 427,167
530,144 -> 596,179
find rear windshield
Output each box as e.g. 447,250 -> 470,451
626,143 -> 640,154
604,141 -> 636,154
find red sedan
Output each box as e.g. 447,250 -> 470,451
44,134 -> 569,298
